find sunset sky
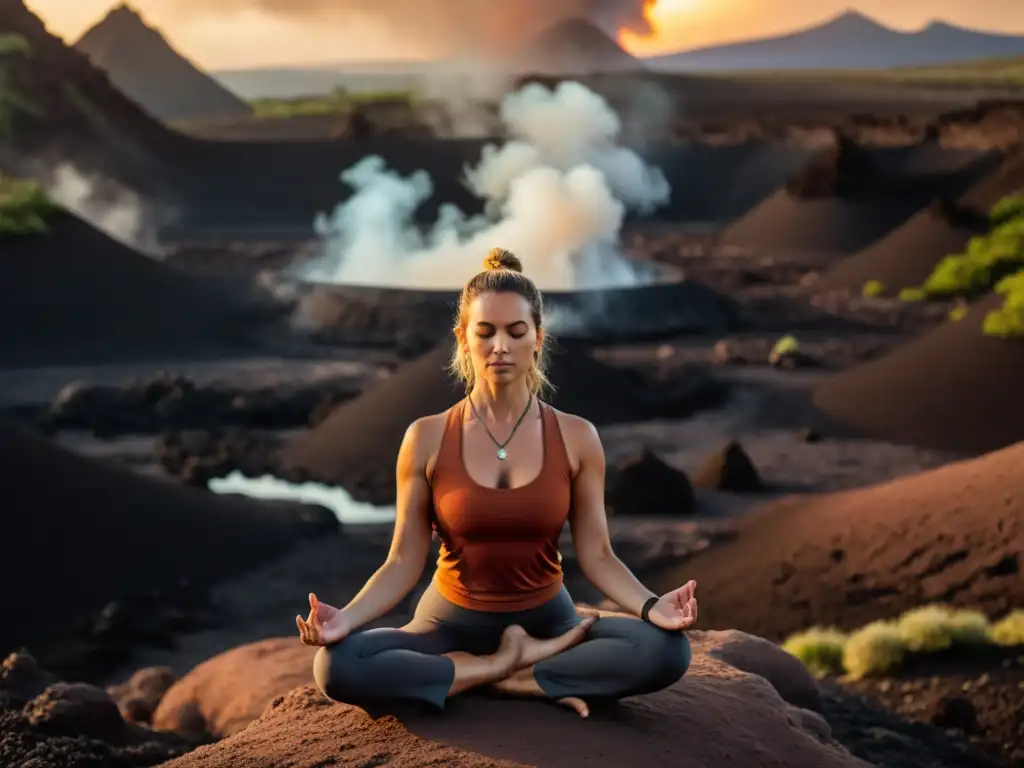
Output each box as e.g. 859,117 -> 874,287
25,0 -> 1024,71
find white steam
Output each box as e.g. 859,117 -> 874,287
300,81 -> 670,291
44,164 -> 164,259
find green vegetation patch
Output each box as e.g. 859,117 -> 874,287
861,279 -> 885,297
782,605 -> 1024,680
891,193 -> 1024,314
0,178 -> 58,237
983,271 -> 1024,338
250,87 -> 417,119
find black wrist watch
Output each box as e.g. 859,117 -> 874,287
640,595 -> 659,623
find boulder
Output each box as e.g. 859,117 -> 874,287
605,448 -> 696,516
153,637 -> 317,739
157,630 -> 865,768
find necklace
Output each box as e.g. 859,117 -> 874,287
468,394 -> 533,461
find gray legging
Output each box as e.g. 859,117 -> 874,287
313,580 -> 692,711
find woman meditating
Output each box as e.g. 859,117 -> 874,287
297,248 -> 698,718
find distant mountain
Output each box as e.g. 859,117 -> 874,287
645,11 -> 1024,71
509,17 -> 644,74
75,4 -> 252,122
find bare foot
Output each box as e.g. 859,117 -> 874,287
557,696 -> 590,718
517,616 -> 597,668
493,624 -> 528,675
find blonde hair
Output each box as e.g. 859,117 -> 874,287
450,247 -> 553,395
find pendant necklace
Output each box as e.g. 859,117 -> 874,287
468,393 -> 533,461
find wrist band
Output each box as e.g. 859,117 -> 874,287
640,596 -> 659,623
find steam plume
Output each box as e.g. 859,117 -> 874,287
300,81 -> 669,291
44,164 -> 164,258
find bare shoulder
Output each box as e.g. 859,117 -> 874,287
402,409 -> 452,475
547,406 -> 603,458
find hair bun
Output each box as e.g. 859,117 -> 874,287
483,247 -> 523,274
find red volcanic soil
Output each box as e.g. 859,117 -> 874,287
817,145 -> 1024,295
75,4 -> 251,123
0,209 -> 283,366
718,140 -> 998,258
644,438 -> 1024,642
811,292 -> 1024,455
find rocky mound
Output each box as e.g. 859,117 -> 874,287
817,146 -> 1024,295
720,142 -> 997,257
0,420 -> 336,663
281,343 -> 665,504
0,209 -> 284,366
75,4 -> 252,124
0,0 -> 185,194
812,292 -> 1024,454
1,652 -> 194,768
645,439 -> 1024,643
159,630 -> 863,768
508,18 -> 643,75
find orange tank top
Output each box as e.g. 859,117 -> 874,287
430,398 -> 573,612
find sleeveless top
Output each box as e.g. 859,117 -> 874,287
429,398 -> 573,612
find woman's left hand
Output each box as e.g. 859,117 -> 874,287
647,580 -> 698,631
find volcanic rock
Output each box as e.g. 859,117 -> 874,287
152,638 -> 318,739
107,666 -> 177,724
605,448 -> 696,516
75,4 -> 251,123
158,628 -> 865,768
691,441 -> 765,493
1,652 -> 193,767
646,439 -> 1024,641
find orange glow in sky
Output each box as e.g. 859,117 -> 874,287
23,0 -> 1024,71
617,0 -> 723,56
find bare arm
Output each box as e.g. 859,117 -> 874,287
338,419 -> 435,631
567,418 -> 657,616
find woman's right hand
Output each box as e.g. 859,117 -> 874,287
296,592 -> 351,646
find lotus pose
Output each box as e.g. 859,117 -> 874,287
298,248 -> 698,718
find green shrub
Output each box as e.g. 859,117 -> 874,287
948,303 -> 968,322
862,280 -> 885,297
843,621 -> 906,679
989,193 -> 1024,227
0,177 -> 57,237
897,605 -> 990,652
899,286 -> 927,301
783,603 -> 1002,680
905,193 -> 1024,300
781,628 -> 847,678
983,269 -> 1024,338
989,610 -> 1024,645
770,335 -> 800,359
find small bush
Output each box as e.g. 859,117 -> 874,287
782,628 -> 847,677
898,605 -> 991,653
989,610 -> 1024,645
862,279 -> 885,297
770,335 -> 800,359
989,193 -> 1024,227
948,303 -> 968,321
899,286 -> 927,301
983,269 -> 1024,338
842,621 -> 906,679
0,177 -> 57,236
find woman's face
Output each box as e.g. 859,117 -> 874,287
460,291 -> 542,388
